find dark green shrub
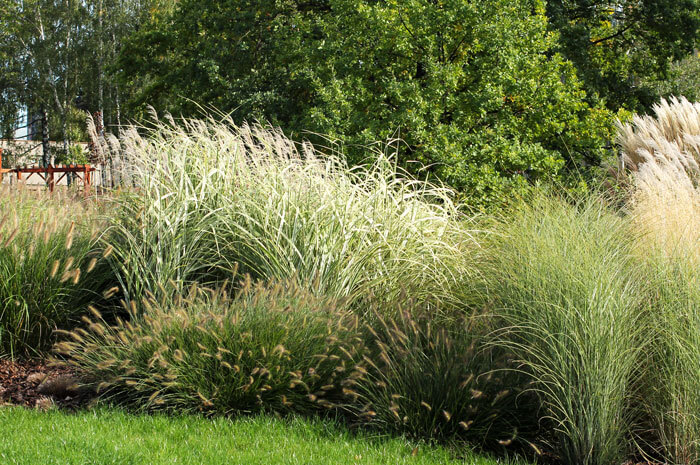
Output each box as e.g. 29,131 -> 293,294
647,53 -> 700,104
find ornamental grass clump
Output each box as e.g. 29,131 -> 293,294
0,187 -> 112,357
105,117 -> 475,315
55,277 -> 368,416
617,96 -> 700,177
628,149 -> 700,465
484,195 -> 646,465
353,309 -> 537,452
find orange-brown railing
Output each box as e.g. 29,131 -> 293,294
0,148 -> 96,195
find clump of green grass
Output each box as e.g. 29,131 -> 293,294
0,187 -> 112,357
483,195 -> 646,465
56,277 -> 368,416
104,117 -> 476,315
641,257 -> 700,465
353,308 -> 537,452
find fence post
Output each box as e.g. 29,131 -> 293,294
84,165 -> 91,197
48,165 -> 55,193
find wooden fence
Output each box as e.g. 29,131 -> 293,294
0,148 -> 97,195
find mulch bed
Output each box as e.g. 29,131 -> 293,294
0,358 -> 92,410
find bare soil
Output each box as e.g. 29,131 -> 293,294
0,358 -> 92,410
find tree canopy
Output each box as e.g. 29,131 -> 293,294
117,0 -> 616,207
0,0 -> 152,154
1,0 -> 698,207
546,0 -> 700,111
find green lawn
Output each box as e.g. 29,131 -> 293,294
0,408 -> 520,465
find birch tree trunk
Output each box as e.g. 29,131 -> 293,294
41,107 -> 51,168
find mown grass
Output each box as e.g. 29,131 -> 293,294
0,408 -> 525,465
